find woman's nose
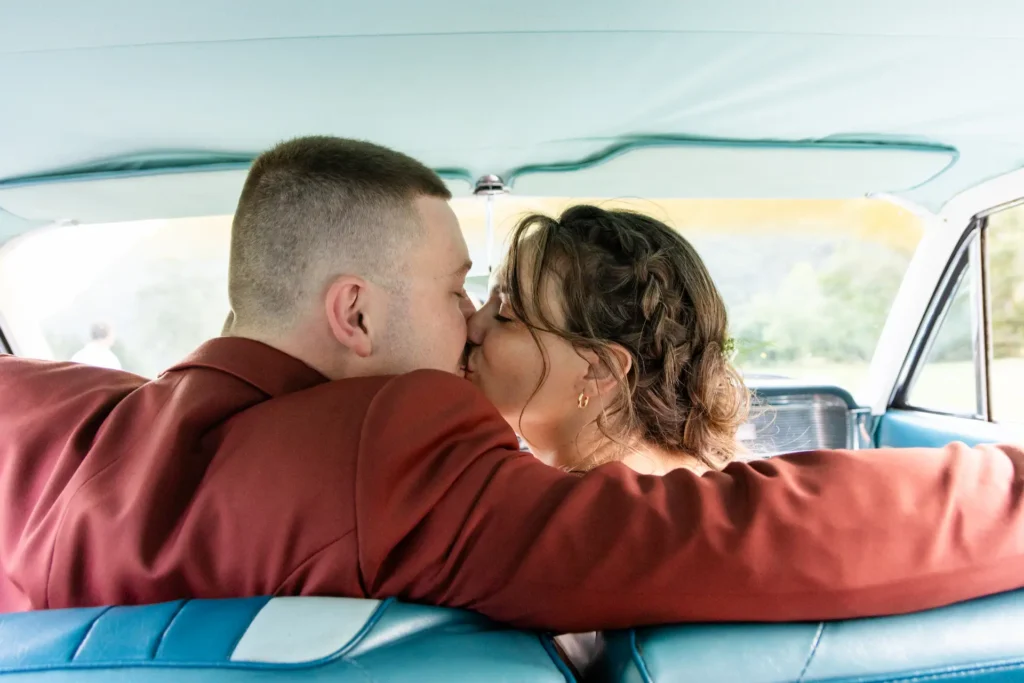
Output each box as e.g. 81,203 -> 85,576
459,293 -> 477,321
466,307 -> 490,346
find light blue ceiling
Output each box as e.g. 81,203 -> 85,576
2,0 -> 1024,226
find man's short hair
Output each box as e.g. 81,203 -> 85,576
228,136 -> 452,329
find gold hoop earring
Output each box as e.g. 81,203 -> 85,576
577,392 -> 590,409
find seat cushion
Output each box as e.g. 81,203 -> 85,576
597,589 -> 1024,682
0,597 -> 574,682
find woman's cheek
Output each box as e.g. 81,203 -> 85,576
491,335 -> 534,407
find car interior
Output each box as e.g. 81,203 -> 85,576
2,1 -> 1024,681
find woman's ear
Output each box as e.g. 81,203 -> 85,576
325,275 -> 373,358
581,344 -> 633,397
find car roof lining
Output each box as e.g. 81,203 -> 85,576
2,0 -> 1024,225
0,138 -> 959,226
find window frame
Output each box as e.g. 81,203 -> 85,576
0,310 -> 11,354
891,223 -> 983,420
892,197 -> 1024,423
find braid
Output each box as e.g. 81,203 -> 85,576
502,204 -> 750,470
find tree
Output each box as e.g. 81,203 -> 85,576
987,208 -> 1024,360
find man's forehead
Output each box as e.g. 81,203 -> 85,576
434,221 -> 471,279
407,243 -> 471,280
411,195 -> 471,277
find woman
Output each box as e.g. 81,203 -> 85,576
464,204 -> 749,475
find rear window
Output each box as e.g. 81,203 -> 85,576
0,198 -> 923,390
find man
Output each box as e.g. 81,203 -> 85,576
1,136 -> 1024,632
70,322 -> 122,370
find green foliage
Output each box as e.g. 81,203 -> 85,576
724,239 -> 912,367
988,208 -> 1024,360
719,213 -> 1023,371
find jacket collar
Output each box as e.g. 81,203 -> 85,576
165,337 -> 328,398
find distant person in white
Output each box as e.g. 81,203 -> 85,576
71,323 -> 122,370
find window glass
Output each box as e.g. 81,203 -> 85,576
0,198 -> 924,387
906,267 -> 979,416
986,205 -> 1024,423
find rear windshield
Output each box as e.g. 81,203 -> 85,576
0,198 -> 923,390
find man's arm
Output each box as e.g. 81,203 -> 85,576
355,370 -> 1024,632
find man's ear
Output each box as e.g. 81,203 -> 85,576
325,275 -> 373,358
581,344 -> 633,396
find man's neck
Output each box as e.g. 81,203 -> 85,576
224,321 -> 343,381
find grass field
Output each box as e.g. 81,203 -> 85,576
756,358 -> 1024,423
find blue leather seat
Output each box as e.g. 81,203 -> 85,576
0,597 -> 575,682
596,589 -> 1024,682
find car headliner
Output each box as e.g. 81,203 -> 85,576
1,0 -> 1023,237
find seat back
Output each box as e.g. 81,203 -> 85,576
597,590 -> 1024,682
0,597 -> 574,682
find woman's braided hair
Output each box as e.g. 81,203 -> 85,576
501,204 -> 750,470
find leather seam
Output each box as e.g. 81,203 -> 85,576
8,600 -> 398,674
797,622 -> 826,682
539,633 -> 579,683
336,598 -> 395,659
70,606 -> 113,661
223,597 -> 273,660
630,630 -> 655,683
151,600 -> 188,659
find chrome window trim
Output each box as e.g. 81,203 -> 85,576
890,222 -> 984,420
973,225 -> 991,420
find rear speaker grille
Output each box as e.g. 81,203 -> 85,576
517,389 -> 867,461
738,393 -> 852,458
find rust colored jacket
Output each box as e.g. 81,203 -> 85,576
2,338 -> 1024,631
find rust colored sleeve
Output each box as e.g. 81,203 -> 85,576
356,370 -> 1024,632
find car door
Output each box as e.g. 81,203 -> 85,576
877,198 -> 1024,448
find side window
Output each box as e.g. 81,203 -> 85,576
906,266 -> 980,416
986,206 -> 1024,424
904,203 -> 1024,424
